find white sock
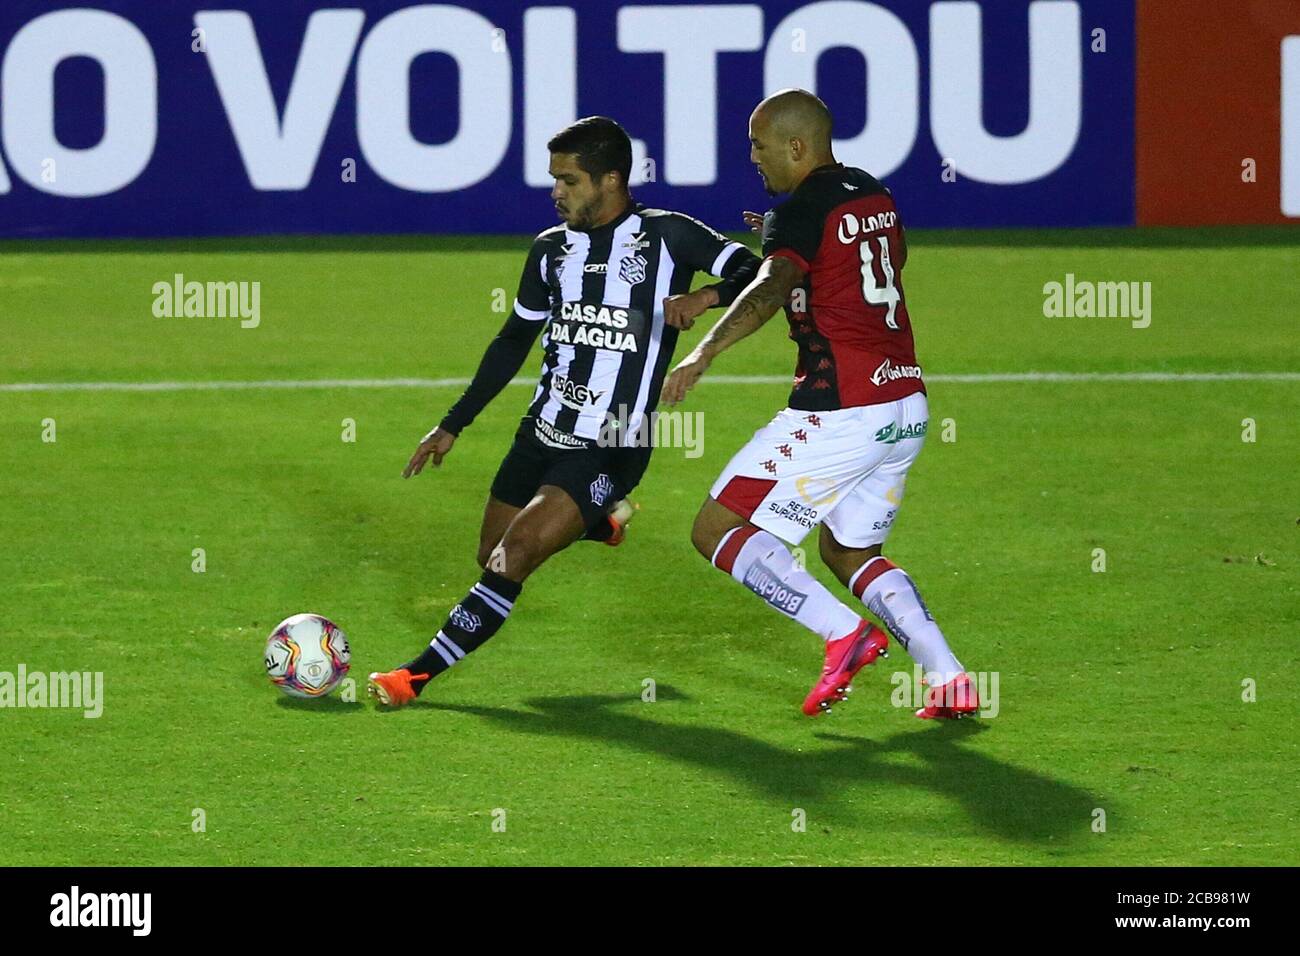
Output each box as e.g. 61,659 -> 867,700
712,527 -> 861,642
850,557 -> 963,685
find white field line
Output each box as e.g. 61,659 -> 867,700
0,371 -> 1298,393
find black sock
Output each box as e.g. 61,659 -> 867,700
405,570 -> 523,693
582,516 -> 614,543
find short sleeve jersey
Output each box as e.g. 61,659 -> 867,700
762,164 -> 924,410
512,204 -> 754,446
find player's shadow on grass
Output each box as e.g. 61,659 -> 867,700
428,690 -> 1100,844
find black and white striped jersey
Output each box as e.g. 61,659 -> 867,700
512,204 -> 754,448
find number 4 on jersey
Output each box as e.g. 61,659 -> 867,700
859,235 -> 900,330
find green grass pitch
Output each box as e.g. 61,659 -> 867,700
1,228 -> 1296,866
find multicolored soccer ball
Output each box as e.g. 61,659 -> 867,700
264,613 -> 351,698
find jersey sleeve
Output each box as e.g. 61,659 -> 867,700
761,197 -> 823,273
705,245 -> 760,308
439,311 -> 544,435
513,238 -> 553,321
665,212 -> 749,277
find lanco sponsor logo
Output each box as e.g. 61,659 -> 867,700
836,209 -> 898,243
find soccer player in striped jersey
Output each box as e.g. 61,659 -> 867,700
368,117 -> 760,707
663,89 -> 979,720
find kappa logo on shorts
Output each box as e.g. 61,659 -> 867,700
590,473 -> 613,506
761,459 -> 778,475
776,443 -> 794,459
450,604 -> 481,633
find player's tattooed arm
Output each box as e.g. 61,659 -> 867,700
660,255 -> 804,405
664,249 -> 761,331
694,255 -> 802,359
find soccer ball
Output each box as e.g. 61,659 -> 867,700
264,613 -> 351,698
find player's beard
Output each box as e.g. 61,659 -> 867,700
557,191 -> 594,230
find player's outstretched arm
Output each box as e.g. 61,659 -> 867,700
660,255 -> 804,406
403,311 -> 543,478
662,245 -> 761,331
662,213 -> 761,330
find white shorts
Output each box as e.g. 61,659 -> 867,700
709,392 -> 929,548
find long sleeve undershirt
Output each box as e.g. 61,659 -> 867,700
439,311 -> 543,436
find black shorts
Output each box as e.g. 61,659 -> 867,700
489,420 -> 653,530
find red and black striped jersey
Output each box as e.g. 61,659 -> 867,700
762,164 -> 925,410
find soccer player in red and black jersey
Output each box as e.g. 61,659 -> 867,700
663,89 -> 978,719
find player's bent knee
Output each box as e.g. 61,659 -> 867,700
691,497 -> 744,561
818,531 -> 846,562
820,528 -> 876,556
690,504 -> 728,560
818,530 -> 881,573
475,543 -> 495,570
690,518 -> 717,561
